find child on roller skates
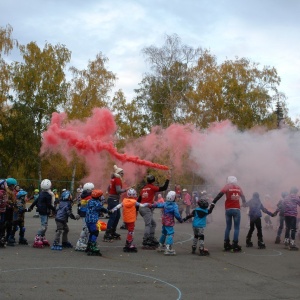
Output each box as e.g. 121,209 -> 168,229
274,192 -> 288,244
110,188 -> 149,253
280,187 -> 300,250
7,190 -> 30,246
85,189 -> 109,256
183,198 -> 213,256
150,191 -> 183,255
75,182 -> 95,251
209,176 -> 246,252
243,192 -> 277,249
0,179 -> 8,248
28,179 -> 56,248
75,182 -> 94,251
51,190 -> 80,251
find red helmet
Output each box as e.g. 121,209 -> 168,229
91,189 -> 103,199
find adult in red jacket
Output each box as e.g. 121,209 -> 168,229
138,173 -> 170,248
103,165 -> 127,242
209,176 -> 246,252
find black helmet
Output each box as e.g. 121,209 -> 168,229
198,198 -> 209,209
147,175 -> 155,184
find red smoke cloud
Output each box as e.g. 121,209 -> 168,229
41,108 -> 169,179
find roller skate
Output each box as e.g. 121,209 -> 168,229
7,235 -> 16,247
19,237 -> 28,245
288,240 -> 298,251
246,237 -> 253,247
75,238 -> 87,251
51,241 -> 62,251
157,243 -> 166,252
223,239 -> 232,252
62,241 -> 73,248
284,238 -> 290,248
149,236 -> 159,247
123,241 -> 138,253
231,241 -> 242,253
199,247 -> 209,256
111,230 -> 121,240
274,236 -> 281,244
258,239 -> 266,249
86,242 -> 102,256
164,244 -> 176,256
191,245 -> 196,254
142,237 -> 157,250
0,236 -> 6,248
103,230 -> 114,242
41,236 -> 50,247
33,235 -> 44,248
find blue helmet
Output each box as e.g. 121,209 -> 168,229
6,178 -> 17,187
61,190 -> 71,201
0,179 -> 6,190
17,190 -> 27,199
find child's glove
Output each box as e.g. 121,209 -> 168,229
208,203 -> 215,213
69,213 -> 76,220
178,219 -> 183,223
75,214 -> 80,220
182,217 -> 187,222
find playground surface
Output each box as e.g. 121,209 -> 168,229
0,206 -> 299,300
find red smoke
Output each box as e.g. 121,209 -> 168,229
41,108 -> 169,173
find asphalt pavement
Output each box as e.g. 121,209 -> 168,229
0,206 -> 299,300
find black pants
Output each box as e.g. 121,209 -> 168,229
247,217 -> 263,240
285,216 -> 297,240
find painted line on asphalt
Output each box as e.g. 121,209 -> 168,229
0,267 -> 182,300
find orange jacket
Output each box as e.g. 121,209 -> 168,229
122,198 -> 137,223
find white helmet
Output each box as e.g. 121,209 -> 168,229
166,191 -> 176,202
83,182 -> 95,191
127,188 -> 137,198
41,179 -> 52,190
227,176 -> 237,184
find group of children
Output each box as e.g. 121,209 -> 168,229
1,176 -> 300,257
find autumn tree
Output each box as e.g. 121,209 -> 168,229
1,40 -> 71,179
135,34 -> 287,131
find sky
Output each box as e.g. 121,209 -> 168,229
1,0 -> 300,120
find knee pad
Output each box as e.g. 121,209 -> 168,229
194,234 -> 199,239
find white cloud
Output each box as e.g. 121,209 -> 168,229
1,0 -> 300,117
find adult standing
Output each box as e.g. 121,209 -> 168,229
139,172 -> 170,249
209,176 -> 246,252
103,165 -> 127,242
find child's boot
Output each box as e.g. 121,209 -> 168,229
164,244 -> 176,256
258,239 -> 266,249
33,235 -> 44,248
157,243 -> 166,252
284,238 -> 290,247
86,242 -> 102,256
19,237 -> 28,245
191,245 -> 196,254
103,229 -> 114,242
7,235 -> 16,246
231,240 -> 242,252
62,241 -> 73,248
199,247 -> 209,256
51,241 -> 62,251
223,239 -> 232,251
246,237 -> 253,247
123,240 -> 137,253
41,236 -> 50,246
289,240 -> 298,251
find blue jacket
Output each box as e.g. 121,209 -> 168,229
192,207 -> 208,228
85,198 -> 108,224
152,201 -> 182,226
55,200 -> 73,223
